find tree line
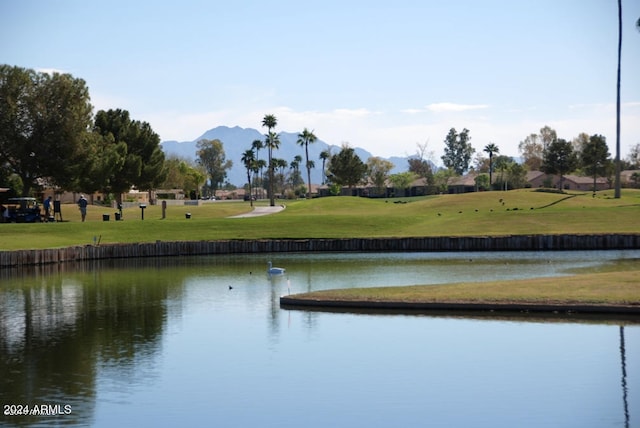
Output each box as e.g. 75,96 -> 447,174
2,65 -> 639,203
0,65 -> 166,203
436,125 -> 613,192
233,120 -> 639,199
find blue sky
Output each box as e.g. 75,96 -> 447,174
2,0 -> 639,164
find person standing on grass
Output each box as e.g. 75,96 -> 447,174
77,195 -> 88,222
43,196 -> 52,219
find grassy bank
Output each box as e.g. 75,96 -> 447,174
280,270 -> 640,315
1,189 -> 639,250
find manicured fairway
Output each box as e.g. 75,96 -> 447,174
0,189 -> 638,250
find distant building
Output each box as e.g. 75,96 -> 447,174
447,173 -> 478,194
526,171 -> 608,191
621,170 -> 640,187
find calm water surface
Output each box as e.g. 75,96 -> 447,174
1,251 -> 638,427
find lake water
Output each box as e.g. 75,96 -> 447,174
1,250 -> 639,427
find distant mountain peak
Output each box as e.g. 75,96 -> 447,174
160,125 -> 409,186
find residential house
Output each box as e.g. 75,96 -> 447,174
447,173 -> 478,194
526,171 -> 608,191
621,170 -> 640,187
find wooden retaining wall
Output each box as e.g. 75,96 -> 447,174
1,234 -> 639,268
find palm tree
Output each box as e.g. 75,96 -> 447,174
297,128 -> 317,198
251,139 -> 264,195
319,149 -> 331,184
290,155 -> 302,188
262,114 -> 278,206
241,148 -> 255,207
252,139 -> 263,159
290,158 -> 300,173
483,143 -> 499,190
304,159 -> 316,195
272,157 -> 288,195
255,159 -> 266,198
265,131 -> 281,203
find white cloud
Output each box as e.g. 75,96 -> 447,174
143,102 -> 640,163
36,67 -> 68,75
569,101 -> 640,110
426,103 -> 490,113
91,92 -> 133,113
568,103 -> 610,111
332,108 -> 376,118
144,107 -> 380,143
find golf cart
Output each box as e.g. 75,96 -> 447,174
5,197 -> 42,223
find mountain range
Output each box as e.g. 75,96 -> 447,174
160,126 -> 411,187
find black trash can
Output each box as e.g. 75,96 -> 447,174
185,213 -> 191,219
102,214 -> 110,221
115,212 -> 121,221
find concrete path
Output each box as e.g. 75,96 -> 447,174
228,205 -> 285,218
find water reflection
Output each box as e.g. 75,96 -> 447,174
0,251 -> 638,427
0,261 -> 181,426
620,326 -> 630,428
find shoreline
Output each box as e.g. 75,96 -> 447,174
279,267 -> 640,320
1,233 -> 639,267
279,295 -> 640,318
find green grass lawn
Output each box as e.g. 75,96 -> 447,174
1,188 -> 639,250
3,189 -> 638,312
283,270 -> 640,307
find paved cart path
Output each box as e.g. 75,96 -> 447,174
228,205 -> 285,218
